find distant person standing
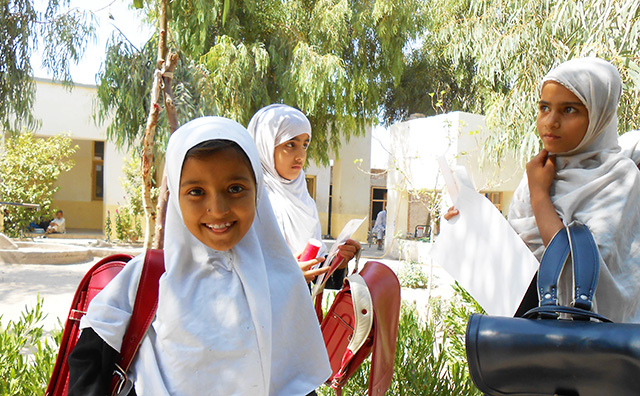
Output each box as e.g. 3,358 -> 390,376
372,208 -> 386,250
45,210 -> 66,235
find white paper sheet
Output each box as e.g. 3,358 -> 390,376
311,217 -> 367,297
430,164 -> 539,317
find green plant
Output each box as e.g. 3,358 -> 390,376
0,297 -> 62,395
318,290 -> 483,396
104,210 -> 113,242
114,208 -> 142,243
0,132 -> 77,236
398,261 -> 429,289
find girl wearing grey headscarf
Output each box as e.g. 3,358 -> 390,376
508,58 -> 640,323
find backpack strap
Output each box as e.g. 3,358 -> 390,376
110,249 -> 165,395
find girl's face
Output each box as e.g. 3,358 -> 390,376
274,133 -> 310,180
537,81 -> 589,153
179,148 -> 256,251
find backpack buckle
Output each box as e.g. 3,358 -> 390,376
113,364 -> 133,396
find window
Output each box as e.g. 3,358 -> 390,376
92,141 -> 104,200
305,175 -> 317,200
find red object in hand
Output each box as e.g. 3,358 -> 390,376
300,238 -> 322,261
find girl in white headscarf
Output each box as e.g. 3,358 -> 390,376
68,117 -> 331,395
445,58 -> 640,323
247,104 -> 360,284
507,58 -> 640,323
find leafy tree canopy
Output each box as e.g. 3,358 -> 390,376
0,0 -> 95,132
98,0 -> 425,164
0,132 -> 76,236
429,0 -> 640,163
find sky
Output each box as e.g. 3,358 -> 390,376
30,0 -> 390,168
31,0 -> 152,85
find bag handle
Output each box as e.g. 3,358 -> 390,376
523,305 -> 612,323
536,223 -> 601,318
110,249 -> 165,395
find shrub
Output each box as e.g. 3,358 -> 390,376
0,133 -> 76,237
398,261 -> 429,289
0,297 -> 61,395
317,284 -> 483,396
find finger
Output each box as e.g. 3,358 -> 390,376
345,239 -> 362,250
298,256 -> 325,271
304,266 -> 331,279
444,209 -> 459,220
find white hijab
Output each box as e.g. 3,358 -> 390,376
508,58 -> 640,323
81,117 -> 331,395
247,104 -> 325,255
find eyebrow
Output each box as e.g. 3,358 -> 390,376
538,100 -> 585,107
180,175 -> 254,188
288,136 -> 310,143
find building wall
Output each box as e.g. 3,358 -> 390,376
386,112 -> 524,258
32,79 -> 125,232
306,126 -> 372,242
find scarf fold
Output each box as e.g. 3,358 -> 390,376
508,58 -> 640,323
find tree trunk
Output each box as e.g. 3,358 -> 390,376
152,52 -> 180,250
141,0 -> 169,249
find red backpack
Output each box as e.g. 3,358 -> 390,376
315,261 -> 401,395
45,250 -> 165,396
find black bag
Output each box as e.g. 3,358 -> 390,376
465,223 -> 640,396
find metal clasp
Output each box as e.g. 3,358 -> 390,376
113,364 -> 134,396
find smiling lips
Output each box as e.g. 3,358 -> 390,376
542,133 -> 560,141
204,222 -> 233,233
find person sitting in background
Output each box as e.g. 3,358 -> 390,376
45,210 -> 65,235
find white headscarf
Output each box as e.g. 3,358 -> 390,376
508,58 -> 640,323
247,104 -> 325,255
81,117 -> 331,395
619,130 -> 640,166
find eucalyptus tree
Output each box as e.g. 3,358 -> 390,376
432,0 -> 640,164
0,0 -> 95,132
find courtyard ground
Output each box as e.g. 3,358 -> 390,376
0,237 -> 456,331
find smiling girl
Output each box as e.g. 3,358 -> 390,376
68,117 -> 331,395
447,58 -> 640,322
247,104 -> 360,284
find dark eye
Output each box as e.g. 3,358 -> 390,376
565,106 -> 576,114
286,142 -> 295,148
539,105 -> 549,112
188,188 -> 204,196
228,185 -> 245,194
303,143 -> 309,150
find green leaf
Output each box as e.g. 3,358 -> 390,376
133,0 -> 143,9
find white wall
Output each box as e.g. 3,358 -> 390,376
386,112 -> 524,257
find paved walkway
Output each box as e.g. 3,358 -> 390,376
0,239 -> 456,331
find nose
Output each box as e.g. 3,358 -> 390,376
206,192 -> 229,215
546,110 -> 561,130
295,146 -> 307,163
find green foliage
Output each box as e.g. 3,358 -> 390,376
107,153 -> 155,243
104,210 -> 112,242
0,0 -> 96,132
398,261 -> 429,289
120,152 -> 158,218
0,297 -> 62,395
114,208 -> 142,243
94,35 -> 216,156
0,132 -> 76,236
101,0 -> 425,165
318,295 -> 482,396
430,0 -> 640,164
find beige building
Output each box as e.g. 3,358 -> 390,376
31,78 -> 128,232
29,79 -> 375,242
305,126 -> 373,242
